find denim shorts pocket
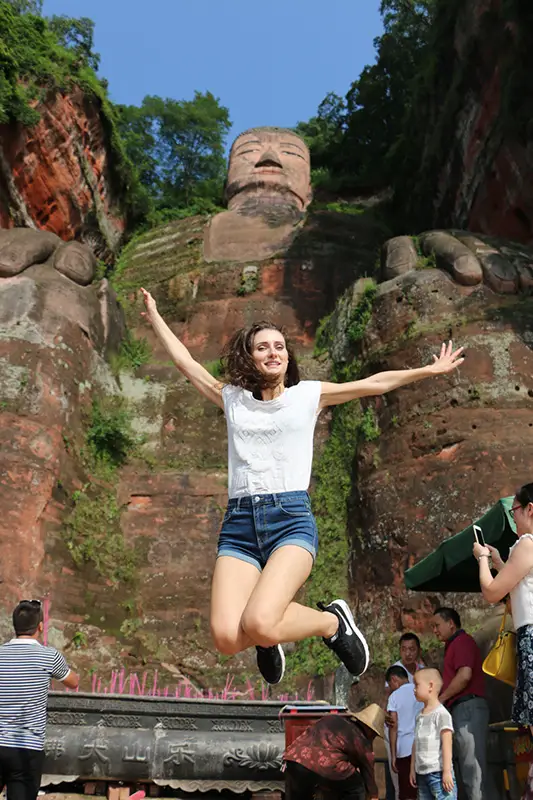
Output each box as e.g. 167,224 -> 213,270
277,499 -> 312,518
222,505 -> 237,524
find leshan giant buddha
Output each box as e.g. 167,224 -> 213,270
204,127 -> 312,263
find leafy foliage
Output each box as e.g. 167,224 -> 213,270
347,282 -> 377,344
390,0 -> 533,228
63,395 -> 140,584
86,397 -> 138,467
204,359 -> 225,379
4,0 -> 41,13
48,15 -> 100,71
110,333 -> 152,375
296,0 -> 436,193
116,92 -> 231,213
65,485 -> 138,584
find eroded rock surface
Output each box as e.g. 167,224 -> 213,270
0,230 -> 123,603
0,89 -> 126,254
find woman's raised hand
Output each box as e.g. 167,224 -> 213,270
428,341 -> 465,375
140,287 -> 158,323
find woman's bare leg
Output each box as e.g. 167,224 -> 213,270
210,546 -> 368,680
241,545 -> 338,647
209,555 -> 261,654
211,548 -> 337,653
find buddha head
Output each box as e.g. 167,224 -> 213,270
225,127 -> 312,212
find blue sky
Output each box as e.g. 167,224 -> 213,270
41,0 -> 383,147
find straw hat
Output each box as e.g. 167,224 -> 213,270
350,703 -> 385,739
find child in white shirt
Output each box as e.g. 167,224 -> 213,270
410,668 -> 456,799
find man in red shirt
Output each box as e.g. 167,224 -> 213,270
283,703 -> 384,799
433,607 -> 489,800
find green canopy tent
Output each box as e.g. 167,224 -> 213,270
404,497 -> 517,593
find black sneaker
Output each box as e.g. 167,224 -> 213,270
256,644 -> 285,685
318,599 -> 369,677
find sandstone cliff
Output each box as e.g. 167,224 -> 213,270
0,89 -> 130,256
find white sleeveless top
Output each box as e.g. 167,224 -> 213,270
221,381 -> 322,498
509,533 -> 533,629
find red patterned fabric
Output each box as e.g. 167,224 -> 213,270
284,715 -> 377,796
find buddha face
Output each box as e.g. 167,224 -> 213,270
225,128 -> 311,211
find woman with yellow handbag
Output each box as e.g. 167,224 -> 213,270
473,482 -> 533,734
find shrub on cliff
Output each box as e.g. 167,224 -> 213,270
86,397 -> 138,468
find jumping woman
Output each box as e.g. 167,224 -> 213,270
141,288 -> 464,684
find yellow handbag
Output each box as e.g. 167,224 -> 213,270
482,604 -> 517,687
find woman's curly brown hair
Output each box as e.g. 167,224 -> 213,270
221,320 -> 300,393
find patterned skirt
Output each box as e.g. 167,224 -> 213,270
512,624 -> 533,726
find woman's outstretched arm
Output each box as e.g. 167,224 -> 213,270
320,341 -> 464,408
141,288 -> 224,408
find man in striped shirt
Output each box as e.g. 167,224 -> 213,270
0,600 -> 79,800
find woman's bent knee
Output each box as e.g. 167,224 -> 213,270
211,632 -> 242,656
210,621 -> 243,655
241,611 -> 279,647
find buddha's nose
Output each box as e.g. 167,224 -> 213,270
255,149 -> 282,169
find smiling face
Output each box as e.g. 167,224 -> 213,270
226,128 -> 311,211
251,328 -> 289,383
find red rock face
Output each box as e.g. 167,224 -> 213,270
0,89 -> 125,249
427,0 -> 533,243
0,261 -> 122,606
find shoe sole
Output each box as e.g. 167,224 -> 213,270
271,643 -> 286,685
331,599 -> 370,676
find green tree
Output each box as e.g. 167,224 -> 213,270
118,91 -> 231,211
115,103 -> 158,191
48,15 -> 100,71
296,92 -> 346,182
4,0 -> 42,13
298,0 -> 436,192
344,0 -> 435,185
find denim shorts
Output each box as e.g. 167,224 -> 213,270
217,491 -> 318,571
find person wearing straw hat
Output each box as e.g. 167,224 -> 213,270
283,703 -> 384,799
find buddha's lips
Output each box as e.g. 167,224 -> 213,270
254,167 -> 284,175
